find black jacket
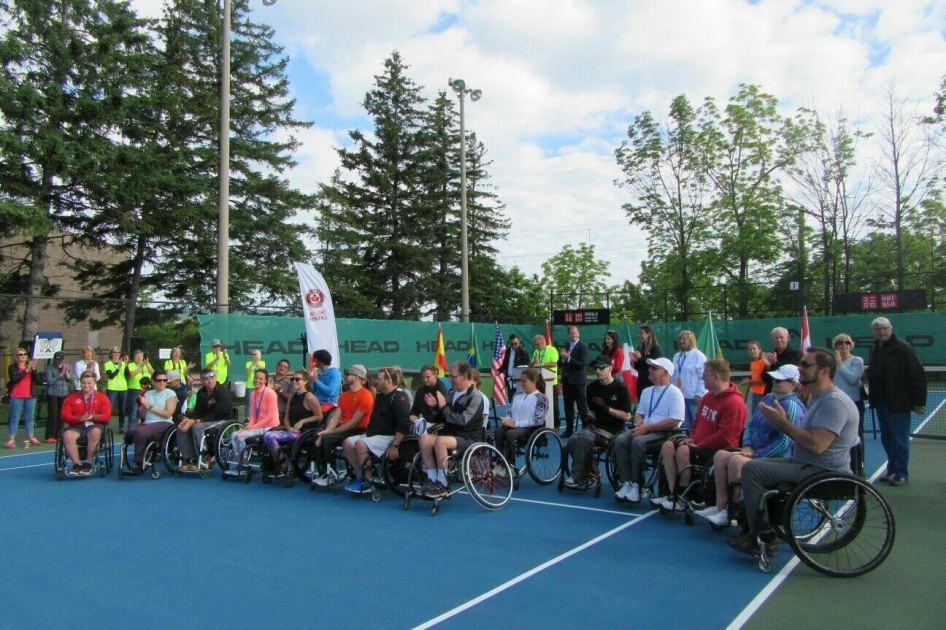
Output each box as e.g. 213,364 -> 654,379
366,388 -> 412,437
558,340 -> 589,385
632,344 -> 663,397
437,385 -> 485,441
867,334 -> 926,413
499,345 -> 530,380
188,385 -> 233,422
761,345 -> 803,392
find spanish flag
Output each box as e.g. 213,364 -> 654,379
434,324 -> 448,377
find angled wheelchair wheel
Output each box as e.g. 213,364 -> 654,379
462,443 -> 513,511
290,429 -> 320,483
162,427 -> 184,475
604,439 -> 618,490
216,422 -> 245,473
525,428 -> 562,485
54,433 -> 67,480
101,428 -> 115,473
381,436 -> 421,498
785,473 -> 895,577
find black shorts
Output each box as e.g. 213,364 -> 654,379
688,446 -> 716,467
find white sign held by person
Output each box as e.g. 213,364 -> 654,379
294,262 -> 341,369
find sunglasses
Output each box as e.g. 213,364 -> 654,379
153,378 -> 168,383
16,353 -> 26,357
798,360 -> 818,368
289,377 -> 303,382
834,341 -> 851,346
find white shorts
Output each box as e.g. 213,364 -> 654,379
347,434 -> 394,458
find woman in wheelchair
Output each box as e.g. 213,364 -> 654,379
230,369 -> 280,466
695,364 -> 806,528
60,371 -> 112,475
125,370 -> 177,474
493,368 -> 549,472
262,370 -> 323,474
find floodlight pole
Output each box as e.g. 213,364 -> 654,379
217,0 -> 279,315
450,78 -> 482,323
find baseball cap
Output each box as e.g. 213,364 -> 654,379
347,364 -> 368,379
166,370 -> 181,382
53,351 -> 65,361
767,364 -> 801,383
591,354 -> 612,369
646,357 -> 675,378
212,339 -> 222,346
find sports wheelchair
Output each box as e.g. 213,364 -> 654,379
163,419 -> 243,480
118,423 -> 174,480
217,423 -> 264,483
54,425 -> 114,480
751,448 -> 894,577
404,439 -> 513,516
502,425 -> 563,487
557,428 -> 618,498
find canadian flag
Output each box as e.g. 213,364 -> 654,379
801,306 -> 812,353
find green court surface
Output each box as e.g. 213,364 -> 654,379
743,439 -> 946,630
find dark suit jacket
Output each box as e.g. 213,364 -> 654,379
558,340 -> 589,385
499,346 -> 530,378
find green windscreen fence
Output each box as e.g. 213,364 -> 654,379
198,312 -> 946,372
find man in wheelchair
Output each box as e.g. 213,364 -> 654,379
178,368 -> 234,470
728,348 -> 859,558
563,355 -> 632,490
651,358 -> 747,511
613,358 -> 685,503
418,361 -> 485,497
61,371 -> 112,475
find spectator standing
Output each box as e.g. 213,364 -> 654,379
866,317 -> 926,487
832,334 -> 865,434
558,325 -> 589,438
601,330 -> 625,381
531,334 -> 560,429
760,327 -> 801,393
44,351 -> 72,442
73,346 -> 100,390
126,350 -> 154,430
630,325 -> 663,400
204,340 -> 231,384
672,330 -> 707,430
5,348 -> 40,448
244,349 -> 266,418
498,334 -> 530,400
104,347 -> 130,434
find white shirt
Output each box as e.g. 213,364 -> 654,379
672,350 -> 708,399
73,359 -> 101,390
637,384 -> 685,426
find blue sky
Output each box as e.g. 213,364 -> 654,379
133,0 -> 945,285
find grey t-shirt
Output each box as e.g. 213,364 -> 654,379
793,386 -> 859,472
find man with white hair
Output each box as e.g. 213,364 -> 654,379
866,317 -> 926,487
761,327 -> 802,393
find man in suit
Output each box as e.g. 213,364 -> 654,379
499,334 -> 530,401
558,325 -> 589,438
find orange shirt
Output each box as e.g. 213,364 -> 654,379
338,387 -> 375,430
749,359 -> 766,395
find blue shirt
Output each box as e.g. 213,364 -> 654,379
311,367 -> 341,405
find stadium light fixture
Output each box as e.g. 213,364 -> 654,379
449,77 -> 483,323
218,0 -> 279,315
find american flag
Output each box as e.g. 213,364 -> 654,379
491,323 -> 507,407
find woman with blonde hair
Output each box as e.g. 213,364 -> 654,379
672,330 -> 707,430
833,333 -> 865,433
73,346 -> 100,390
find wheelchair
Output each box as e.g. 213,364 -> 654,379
404,439 -> 513,516
118,423 -> 174,480
505,426 -> 563,486
557,428 -> 618,498
163,419 -> 242,480
218,423 -> 266,483
259,429 -> 299,488
751,449 -> 895,576
54,425 -> 114,480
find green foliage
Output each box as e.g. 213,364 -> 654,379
541,243 -> 610,309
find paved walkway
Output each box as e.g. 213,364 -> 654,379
745,439 -> 946,630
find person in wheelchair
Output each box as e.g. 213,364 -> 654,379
126,370 -> 178,474
311,365 -> 374,487
418,361 -> 485,497
60,371 -> 112,475
696,364 -> 806,528
230,369 -> 281,467
262,370 -> 323,475
177,368 -> 234,470
342,367 -> 412,494
563,356 -> 631,490
728,348 -> 859,558
493,368 -> 550,474
651,358 -> 747,511
613,358 -> 685,503
409,364 -> 448,434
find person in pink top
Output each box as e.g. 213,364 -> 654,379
230,369 -> 280,465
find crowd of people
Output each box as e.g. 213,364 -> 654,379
3,317 -> 928,556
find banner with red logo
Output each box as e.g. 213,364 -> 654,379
294,262 -> 341,369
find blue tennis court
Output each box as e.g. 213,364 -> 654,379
0,427 -> 895,629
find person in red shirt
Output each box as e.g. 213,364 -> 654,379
651,358 -> 748,511
60,371 -> 112,475
602,330 -> 626,381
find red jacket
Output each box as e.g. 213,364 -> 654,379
61,391 -> 112,426
690,382 -> 747,450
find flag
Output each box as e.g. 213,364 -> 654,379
544,320 -> 552,346
293,263 -> 341,369
434,324 -> 447,377
801,306 -> 812,353
467,324 -> 481,370
621,319 -> 638,403
491,323 -> 507,407
697,312 -> 723,359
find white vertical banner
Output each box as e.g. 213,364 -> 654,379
294,262 -> 341,369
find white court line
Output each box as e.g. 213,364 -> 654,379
506,495 -> 646,517
0,461 -> 55,472
412,510 -> 657,630
725,456 -> 891,630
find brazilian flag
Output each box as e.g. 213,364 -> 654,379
468,324 -> 481,369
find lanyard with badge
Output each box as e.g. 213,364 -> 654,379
675,352 -> 686,387
83,393 -> 94,427
648,385 -> 669,420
